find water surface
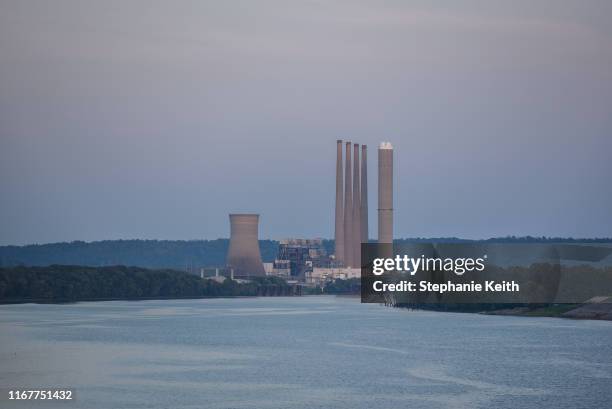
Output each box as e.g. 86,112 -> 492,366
1,296 -> 611,408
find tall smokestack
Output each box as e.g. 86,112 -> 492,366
226,214 -> 265,277
360,145 -> 368,245
334,140 -> 344,263
378,142 -> 393,244
343,142 -> 353,266
352,143 -> 361,267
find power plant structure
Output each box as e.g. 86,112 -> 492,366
226,213 -> 265,277
335,140 -> 369,267
343,141 -> 353,266
360,144 -> 368,246
378,142 -> 394,244
220,139 -> 392,285
352,143 -> 361,267
272,238 -> 340,279
334,140 -> 344,267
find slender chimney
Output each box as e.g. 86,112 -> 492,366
226,214 -> 265,277
334,140 -> 344,264
343,142 -> 353,266
352,143 -> 361,267
360,145 -> 368,245
378,142 -> 393,244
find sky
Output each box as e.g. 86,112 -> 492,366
1,0 -> 611,245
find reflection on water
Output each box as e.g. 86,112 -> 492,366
1,296 -> 611,408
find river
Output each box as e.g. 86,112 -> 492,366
1,296 -> 611,408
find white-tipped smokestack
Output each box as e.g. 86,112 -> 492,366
226,214 -> 265,277
334,140 -> 344,263
352,143 -> 361,267
378,142 -> 393,244
343,142 -> 353,266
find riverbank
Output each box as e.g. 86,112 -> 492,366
391,298 -> 612,321
484,297 -> 612,320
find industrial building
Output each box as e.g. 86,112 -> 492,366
271,238 -> 340,279
305,267 -> 361,287
200,267 -> 233,283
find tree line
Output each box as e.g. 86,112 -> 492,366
2,237 -> 609,270
0,265 -> 298,303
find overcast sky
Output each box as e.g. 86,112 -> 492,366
1,0 -> 611,245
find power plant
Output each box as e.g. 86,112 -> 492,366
226,214 -> 265,277
222,139 -> 392,284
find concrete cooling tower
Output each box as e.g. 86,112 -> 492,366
226,214 -> 265,277
378,142 -> 393,244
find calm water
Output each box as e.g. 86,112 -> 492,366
1,296 -> 611,409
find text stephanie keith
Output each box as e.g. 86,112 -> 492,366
372,280 -> 520,294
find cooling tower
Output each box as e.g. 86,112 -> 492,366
378,142 -> 393,244
352,143 -> 361,267
360,144 -> 368,245
334,140 -> 345,264
343,142 -> 353,266
226,214 -> 265,277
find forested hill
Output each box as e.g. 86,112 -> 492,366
0,240 -> 282,270
1,237 -> 610,269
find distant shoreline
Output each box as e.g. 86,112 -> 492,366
3,296 -> 612,322
390,302 -> 612,321
482,302 -> 612,321
0,294 -> 307,305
